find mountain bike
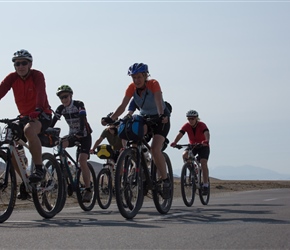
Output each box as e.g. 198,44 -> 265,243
114,116 -> 173,219
92,144 -> 117,209
0,116 -> 63,223
173,143 -> 210,206
52,135 -> 97,212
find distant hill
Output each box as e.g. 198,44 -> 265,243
210,165 -> 290,180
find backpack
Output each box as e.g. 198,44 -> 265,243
165,101 -> 172,113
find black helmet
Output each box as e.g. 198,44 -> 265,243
12,49 -> 33,62
56,85 -> 73,96
128,63 -> 149,76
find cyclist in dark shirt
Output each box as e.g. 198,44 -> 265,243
50,85 -> 93,202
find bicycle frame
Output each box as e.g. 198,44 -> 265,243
54,141 -> 80,191
187,146 -> 202,189
0,126 -> 34,193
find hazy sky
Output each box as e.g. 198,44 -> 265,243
0,1 -> 289,179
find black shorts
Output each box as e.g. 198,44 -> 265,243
187,146 -> 210,160
18,115 -> 52,142
39,115 -> 52,132
148,117 -> 170,139
66,134 -> 92,157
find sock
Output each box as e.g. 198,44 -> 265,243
35,165 -> 43,172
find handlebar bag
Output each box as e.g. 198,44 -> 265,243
118,115 -> 144,141
96,144 -> 115,159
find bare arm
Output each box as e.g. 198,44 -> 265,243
154,91 -> 164,116
172,132 -> 184,144
110,95 -> 131,121
91,136 -> 104,151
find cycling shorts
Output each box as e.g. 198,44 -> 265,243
186,145 -> 210,160
66,134 -> 92,157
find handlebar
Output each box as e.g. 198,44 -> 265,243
0,115 -> 29,125
173,143 -> 203,150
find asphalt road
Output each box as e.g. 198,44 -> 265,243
0,189 -> 289,249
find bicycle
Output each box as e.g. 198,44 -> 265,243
93,144 -> 117,209
0,116 -> 63,223
173,143 -> 210,206
52,135 -> 97,212
114,116 -> 174,219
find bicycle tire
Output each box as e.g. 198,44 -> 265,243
152,152 -> 174,214
0,150 -> 17,223
180,162 -> 196,207
32,152 -> 64,218
96,168 -> 112,209
198,167 -> 210,205
114,148 -> 144,219
54,161 -> 67,214
76,162 -> 97,211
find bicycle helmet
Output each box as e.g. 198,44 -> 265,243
128,63 -> 149,76
56,85 -> 73,96
186,110 -> 199,117
12,49 -> 33,62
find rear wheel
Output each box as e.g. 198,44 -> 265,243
76,162 -> 97,211
180,163 -> 196,207
0,150 -> 17,223
115,148 -> 144,219
152,152 -> 173,214
32,153 -> 64,218
198,166 -> 210,205
96,168 -> 112,209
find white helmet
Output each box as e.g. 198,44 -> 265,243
186,110 -> 199,117
12,49 -> 33,62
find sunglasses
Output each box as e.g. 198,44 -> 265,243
187,117 -> 197,120
59,94 -> 69,100
14,61 -> 29,67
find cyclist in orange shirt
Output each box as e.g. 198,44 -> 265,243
101,63 -> 172,198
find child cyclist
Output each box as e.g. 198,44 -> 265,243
50,85 -> 93,202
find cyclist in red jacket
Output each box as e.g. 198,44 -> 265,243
170,110 -> 210,194
0,49 -> 52,199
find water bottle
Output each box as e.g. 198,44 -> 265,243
142,147 -> 151,167
17,145 -> 28,168
68,161 -> 75,177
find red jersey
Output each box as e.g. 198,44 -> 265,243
180,121 -> 209,145
0,70 -> 51,116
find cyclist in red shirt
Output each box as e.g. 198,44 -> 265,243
0,49 -> 52,198
170,110 -> 210,194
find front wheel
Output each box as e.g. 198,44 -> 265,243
180,163 -> 196,207
0,150 -> 17,223
115,148 -> 144,219
32,153 -> 64,219
96,168 -> 112,209
152,152 -> 174,214
198,167 -> 210,205
76,162 -> 97,211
